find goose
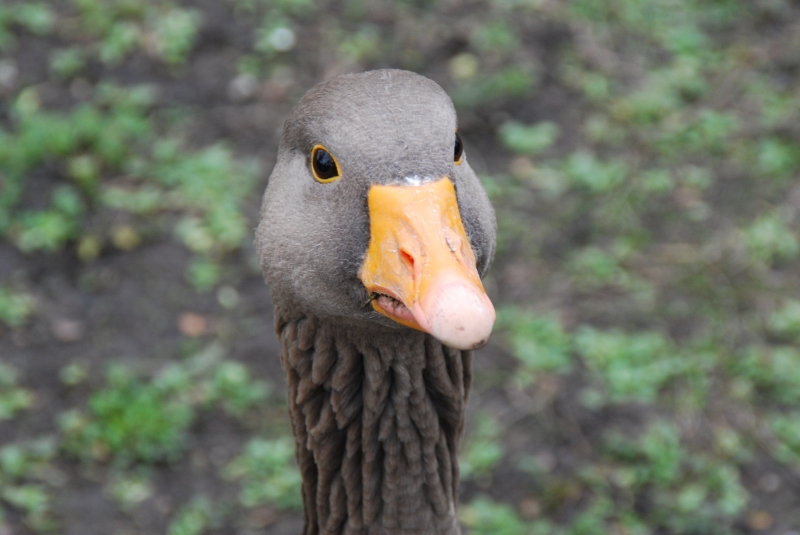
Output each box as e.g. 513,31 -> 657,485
254,69 -> 497,535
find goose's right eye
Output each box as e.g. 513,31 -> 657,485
311,145 -> 341,183
454,133 -> 464,165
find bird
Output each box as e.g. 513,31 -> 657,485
255,69 -> 497,535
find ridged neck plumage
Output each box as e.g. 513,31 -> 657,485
275,309 -> 472,535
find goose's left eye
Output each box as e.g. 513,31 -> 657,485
311,145 -> 341,183
454,133 -> 464,165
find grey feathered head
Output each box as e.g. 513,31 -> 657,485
255,69 -> 497,349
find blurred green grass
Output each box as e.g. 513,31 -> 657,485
1,0 -> 800,533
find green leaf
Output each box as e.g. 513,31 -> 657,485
563,152 -> 627,192
99,21 -> 141,65
459,497 -> 526,535
498,308 -> 572,378
14,210 -> 78,252
149,8 -> 201,65
742,213 -> 799,264
460,414 -> 505,479
10,3 -> 55,35
498,121 -> 560,156
167,498 -> 211,535
575,327 -> 690,404
223,438 -> 303,510
768,300 -> 800,339
0,288 -> 35,327
1,485 -> 48,514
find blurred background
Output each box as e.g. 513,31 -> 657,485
1,0 -> 800,533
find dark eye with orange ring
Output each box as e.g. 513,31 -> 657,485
454,133 -> 464,165
311,145 -> 341,183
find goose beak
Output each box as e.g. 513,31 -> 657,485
359,177 -> 495,350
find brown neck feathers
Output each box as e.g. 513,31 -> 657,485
276,313 -> 472,535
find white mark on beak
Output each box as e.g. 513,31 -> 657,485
403,175 -> 436,186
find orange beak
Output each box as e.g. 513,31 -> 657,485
359,178 -> 495,350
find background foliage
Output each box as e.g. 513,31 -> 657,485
1,0 -> 800,533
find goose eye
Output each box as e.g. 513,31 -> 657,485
311,145 -> 341,183
454,133 -> 464,165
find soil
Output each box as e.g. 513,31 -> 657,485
3,1 -> 800,534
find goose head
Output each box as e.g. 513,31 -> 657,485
255,69 -> 496,350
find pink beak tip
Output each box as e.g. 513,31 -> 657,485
411,281 -> 496,350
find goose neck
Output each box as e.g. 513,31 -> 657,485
276,313 -> 472,535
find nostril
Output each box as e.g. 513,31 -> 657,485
400,250 -> 415,271
444,234 -> 457,253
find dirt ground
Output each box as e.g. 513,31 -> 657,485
3,0 -> 800,534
